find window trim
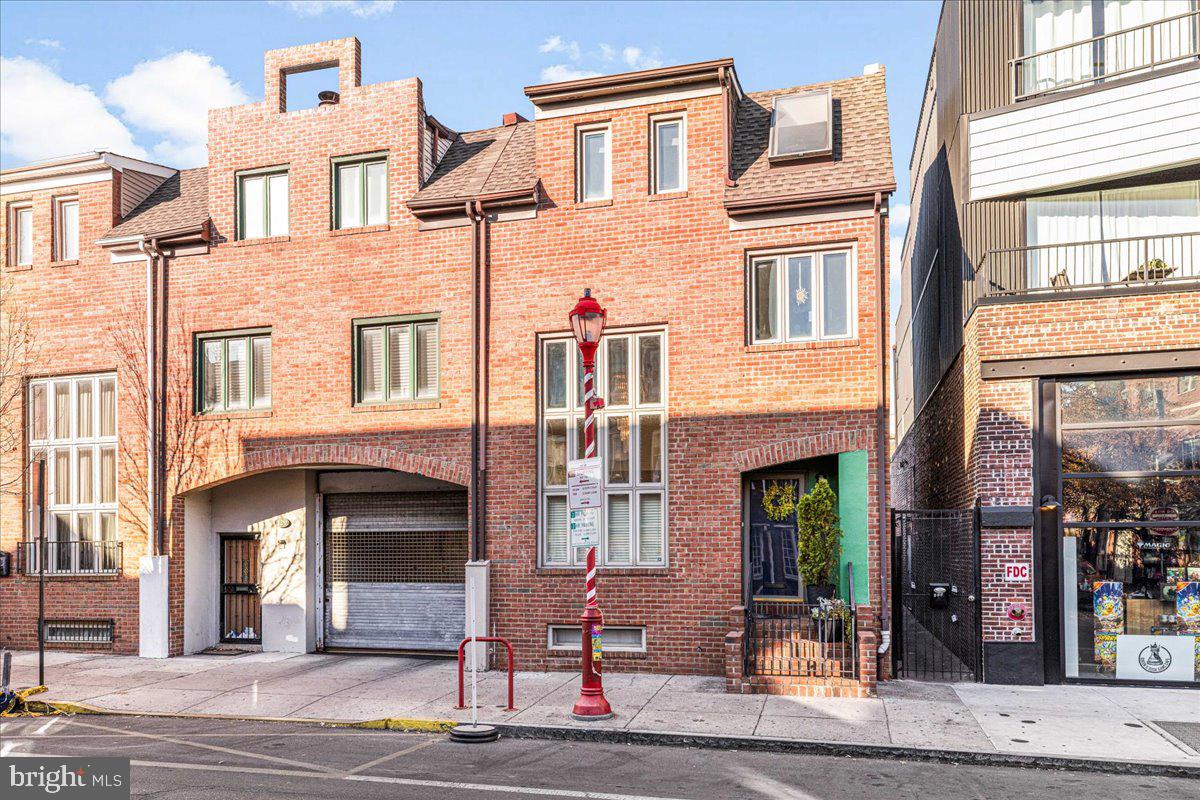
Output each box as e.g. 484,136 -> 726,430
649,113 -> 687,195
351,313 -> 441,405
194,328 -> 273,414
767,88 -> 833,161
747,244 -> 857,345
53,195 -> 80,262
8,202 -> 33,266
235,166 -> 289,240
331,151 -> 389,230
576,122 -> 612,203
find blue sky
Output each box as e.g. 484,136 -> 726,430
0,0 -> 941,319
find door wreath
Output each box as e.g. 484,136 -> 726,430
762,480 -> 797,522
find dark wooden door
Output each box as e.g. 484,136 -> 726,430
220,534 -> 261,644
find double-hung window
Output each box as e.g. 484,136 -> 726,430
333,154 -> 388,229
650,115 -> 686,194
9,203 -> 32,266
197,330 -> 272,413
354,315 -> 439,404
750,248 -> 855,344
55,197 -> 79,261
540,329 -> 667,567
237,168 -> 289,239
27,374 -> 118,574
577,124 -> 611,202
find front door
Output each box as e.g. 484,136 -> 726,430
746,477 -> 802,598
220,534 -> 261,644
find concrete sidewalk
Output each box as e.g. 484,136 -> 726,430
5,650 -> 1198,770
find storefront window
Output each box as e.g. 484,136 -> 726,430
1060,372 -> 1200,683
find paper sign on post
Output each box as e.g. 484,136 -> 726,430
570,508 -> 600,548
567,457 -> 603,510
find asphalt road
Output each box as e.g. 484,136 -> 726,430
0,715 -> 1193,800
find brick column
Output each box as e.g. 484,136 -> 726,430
725,605 -> 746,694
857,629 -> 878,696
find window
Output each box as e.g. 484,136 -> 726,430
577,124 -> 611,202
548,624 -> 646,653
237,169 -> 289,239
197,330 -> 272,413
55,197 -> 79,261
27,374 -> 118,574
750,248 -> 855,343
9,203 -> 32,266
354,315 -> 439,404
540,329 -> 666,567
333,154 -> 388,229
768,89 -> 832,160
651,115 -> 686,194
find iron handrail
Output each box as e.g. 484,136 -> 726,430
18,540 -> 122,575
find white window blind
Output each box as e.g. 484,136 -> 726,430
356,317 -> 439,404
360,327 -> 385,402
416,322 -> 438,399
198,332 -> 272,413
252,336 -> 272,407
336,158 -> 388,229
387,325 -> 411,402
366,161 -> 388,225
59,200 -> 79,261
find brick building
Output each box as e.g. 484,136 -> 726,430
1,38 -> 893,692
893,1 -> 1200,686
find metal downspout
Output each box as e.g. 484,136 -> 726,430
474,200 -> 490,562
467,201 -> 481,562
873,192 -> 891,657
137,238 -> 160,556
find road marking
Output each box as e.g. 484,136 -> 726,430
35,718 -> 60,736
346,737 -> 438,774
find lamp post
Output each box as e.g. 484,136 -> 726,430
568,288 -> 613,720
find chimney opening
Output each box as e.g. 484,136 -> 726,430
318,90 -> 340,106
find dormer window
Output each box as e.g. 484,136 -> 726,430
768,89 -> 832,161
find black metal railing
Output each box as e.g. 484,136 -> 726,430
18,540 -> 122,575
970,231 -> 1200,310
1012,10 -> 1199,101
744,598 -> 858,680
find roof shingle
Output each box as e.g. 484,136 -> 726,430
105,168 -> 209,239
410,122 -> 538,205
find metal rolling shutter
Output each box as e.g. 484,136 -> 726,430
324,491 -> 467,651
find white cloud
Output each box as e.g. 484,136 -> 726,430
267,0 -> 396,17
540,64 -> 601,83
889,202 -> 910,231
538,36 -> 581,62
0,56 -> 145,163
598,43 -> 616,62
537,36 -> 666,83
25,38 -> 62,50
104,51 -> 247,167
622,46 -> 662,70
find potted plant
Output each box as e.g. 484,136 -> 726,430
796,477 -> 842,605
811,597 -> 853,642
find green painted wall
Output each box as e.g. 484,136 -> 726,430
837,450 -> 870,604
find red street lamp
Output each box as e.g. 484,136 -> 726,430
568,289 -> 613,720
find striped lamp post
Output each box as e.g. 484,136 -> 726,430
569,289 -> 613,720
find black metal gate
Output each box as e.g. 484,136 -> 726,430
891,508 -> 982,681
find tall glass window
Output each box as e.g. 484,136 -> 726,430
577,125 -> 611,202
651,116 -> 685,194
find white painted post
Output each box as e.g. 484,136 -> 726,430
138,555 -> 170,658
464,560 -> 490,672
469,576 -> 478,727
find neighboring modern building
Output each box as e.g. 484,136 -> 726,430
1,38 -> 894,695
893,1 -> 1200,687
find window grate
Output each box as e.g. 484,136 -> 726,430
43,619 -> 114,645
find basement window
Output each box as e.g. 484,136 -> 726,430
768,89 -> 832,161
548,625 -> 646,653
43,619 -> 114,645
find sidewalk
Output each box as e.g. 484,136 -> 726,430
5,650 -> 1198,771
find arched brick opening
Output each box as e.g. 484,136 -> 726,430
734,429 -> 874,473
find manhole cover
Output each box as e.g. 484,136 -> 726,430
1154,721 -> 1200,751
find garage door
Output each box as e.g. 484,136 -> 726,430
323,491 -> 468,651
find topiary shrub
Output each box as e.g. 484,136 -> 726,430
796,477 -> 843,591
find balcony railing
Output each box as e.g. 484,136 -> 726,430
18,539 -> 122,576
970,231 -> 1200,310
1012,10 -> 1199,101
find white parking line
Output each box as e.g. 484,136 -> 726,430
346,738 -> 437,774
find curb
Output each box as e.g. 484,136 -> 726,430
45,702 -> 455,733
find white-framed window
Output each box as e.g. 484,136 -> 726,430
577,123 -> 612,202
768,89 -> 833,160
539,328 -> 666,568
548,624 -> 647,653
749,247 -> 856,344
197,330 -> 272,413
237,168 -> 289,239
333,154 -> 388,229
54,196 -> 79,261
27,373 -> 118,574
9,203 -> 33,266
353,315 -> 439,404
650,114 -> 686,194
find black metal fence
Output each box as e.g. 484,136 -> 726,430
891,509 -> 982,681
18,540 -> 122,575
745,599 -> 858,680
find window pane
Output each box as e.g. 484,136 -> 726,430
77,448 -> 94,504
575,417 -> 587,461
655,120 -> 682,193
77,513 -> 94,571
268,173 -> 289,236
576,347 -> 586,410
60,201 -> 79,260
53,382 -> 70,439
252,336 -> 271,408
241,176 -> 265,239
638,493 -> 664,564
545,495 -> 569,564
607,337 -> 629,405
1061,374 -> 1200,424
337,164 -> 362,229
366,161 -> 388,225
582,130 -> 608,201
54,448 -> 71,505
202,340 -> 224,412
545,340 -> 568,409
638,335 -> 662,404
99,446 -> 116,504
821,252 -> 850,337
606,494 -> 632,563
53,514 -> 71,571
606,415 -> 630,483
76,380 -> 93,438
545,418 -> 567,486
100,512 -> 116,540
226,338 -> 248,410
98,378 -> 116,436
359,327 -> 384,403
388,324 -> 412,401
17,208 -> 33,265
787,255 -> 814,339
639,414 -> 663,483
772,91 -> 830,156
1062,475 -> 1199,524
416,322 -> 439,399
1062,425 -> 1200,474
754,260 -> 779,342
31,383 -> 46,440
